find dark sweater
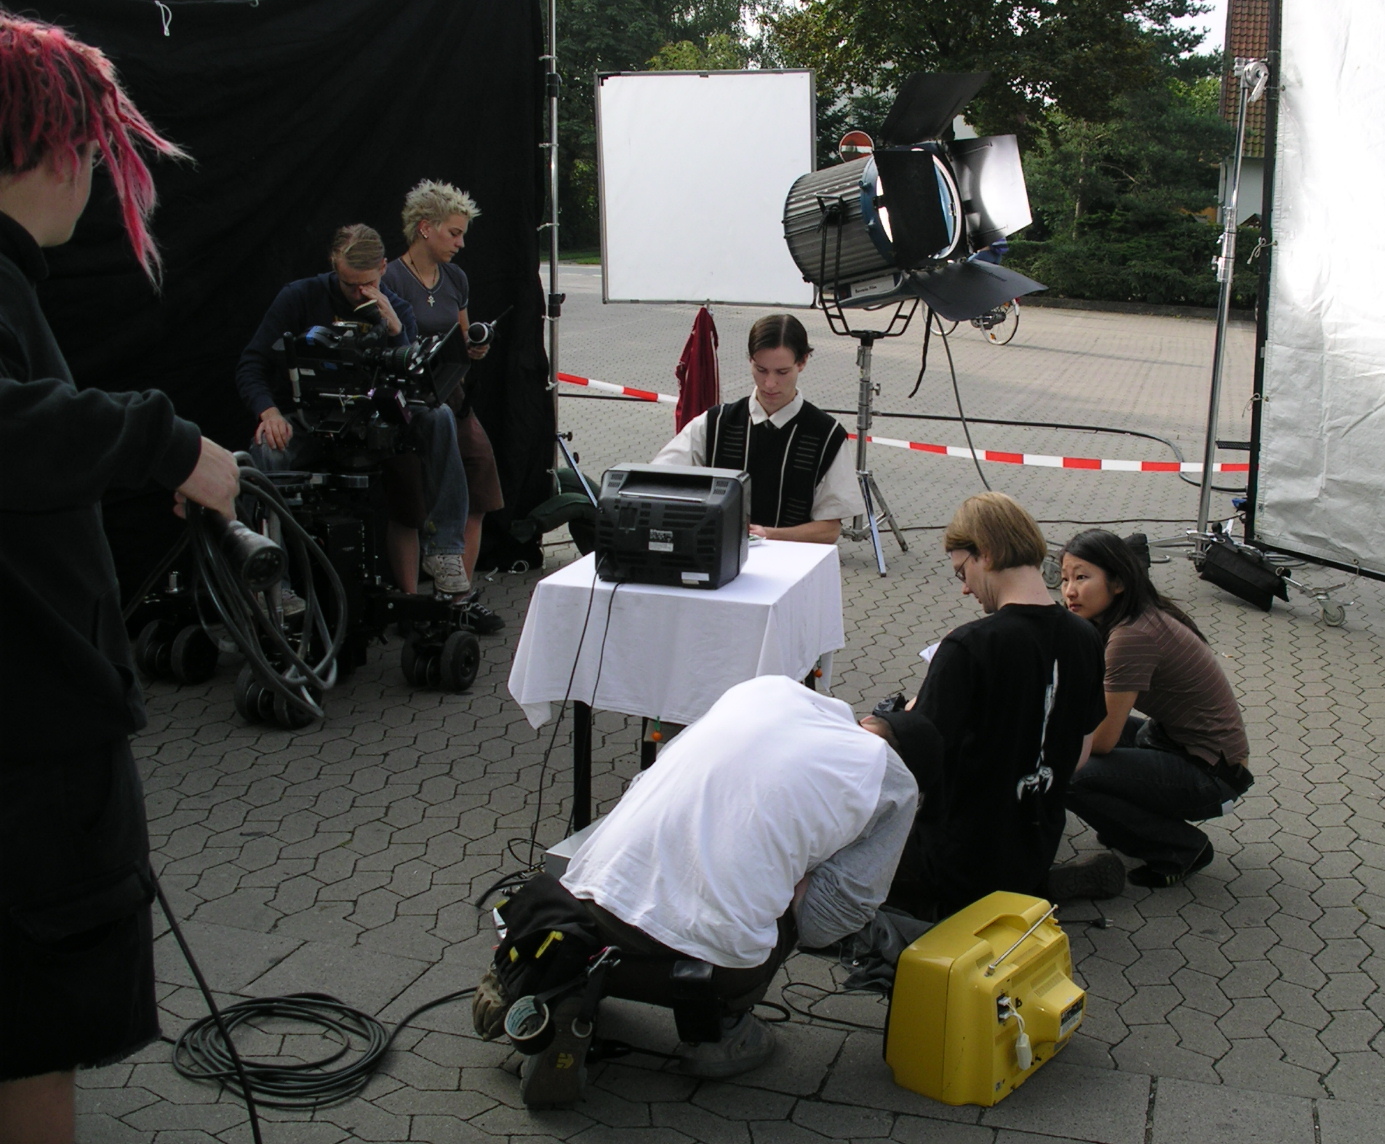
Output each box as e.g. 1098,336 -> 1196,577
234,272 -> 417,418
706,397 -> 847,528
879,603 -> 1107,914
0,211 -> 202,756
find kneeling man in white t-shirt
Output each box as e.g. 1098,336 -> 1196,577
561,674 -> 918,1077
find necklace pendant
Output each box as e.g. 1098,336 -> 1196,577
427,294 -> 435,307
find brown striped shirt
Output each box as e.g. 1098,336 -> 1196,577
1105,607 -> 1250,767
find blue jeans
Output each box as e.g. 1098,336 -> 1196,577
411,405 -> 467,557
250,407 -> 467,557
1065,718 -> 1238,873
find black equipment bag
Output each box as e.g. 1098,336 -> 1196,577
1198,536 -> 1289,612
473,873 -> 603,1040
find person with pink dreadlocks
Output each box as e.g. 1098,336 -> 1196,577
0,14 -> 240,1141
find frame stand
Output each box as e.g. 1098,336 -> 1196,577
841,332 -> 909,575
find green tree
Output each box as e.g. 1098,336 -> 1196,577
556,2 -> 765,251
766,0 -> 1207,145
1008,69 -> 1255,307
648,32 -> 749,71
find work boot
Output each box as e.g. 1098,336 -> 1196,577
518,995 -> 594,1108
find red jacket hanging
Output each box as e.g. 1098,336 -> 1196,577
674,306 -> 720,433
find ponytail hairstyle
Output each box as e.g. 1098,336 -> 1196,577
0,14 -> 187,282
328,223 -> 386,270
1060,528 -> 1206,643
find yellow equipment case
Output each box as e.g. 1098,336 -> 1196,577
884,891 -> 1085,1106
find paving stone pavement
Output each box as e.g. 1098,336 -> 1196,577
77,266 -> 1383,1143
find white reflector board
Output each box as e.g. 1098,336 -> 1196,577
1255,0 -> 1385,575
597,70 -> 816,307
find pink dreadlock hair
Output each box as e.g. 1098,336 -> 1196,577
0,12 -> 187,281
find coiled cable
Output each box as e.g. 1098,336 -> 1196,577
170,988 -> 474,1110
186,459 -> 348,721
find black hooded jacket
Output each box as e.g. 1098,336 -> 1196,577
0,211 -> 201,757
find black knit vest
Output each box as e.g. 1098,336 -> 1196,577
706,397 -> 848,528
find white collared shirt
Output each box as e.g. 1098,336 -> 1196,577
652,391 -> 864,522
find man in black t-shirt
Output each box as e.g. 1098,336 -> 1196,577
861,493 -> 1108,919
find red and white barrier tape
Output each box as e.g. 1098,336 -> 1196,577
856,434 -> 1250,473
558,371 -> 676,404
556,373 -> 1250,473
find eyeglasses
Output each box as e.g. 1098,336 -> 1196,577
953,552 -> 975,583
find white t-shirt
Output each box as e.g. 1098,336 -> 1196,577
652,392 -> 864,523
561,675 -> 912,968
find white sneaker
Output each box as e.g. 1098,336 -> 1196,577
421,553 -> 470,596
678,1011 -> 776,1078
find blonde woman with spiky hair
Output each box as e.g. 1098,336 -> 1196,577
384,179 -> 505,633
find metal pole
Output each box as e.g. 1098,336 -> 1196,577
851,334 -> 877,523
1197,58 -> 1269,533
543,0 -> 564,447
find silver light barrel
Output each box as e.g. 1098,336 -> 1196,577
782,157 -> 890,289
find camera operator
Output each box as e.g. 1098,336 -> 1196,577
860,494 -> 1109,919
235,224 -> 474,601
382,179 -> 503,632
0,15 -> 240,1141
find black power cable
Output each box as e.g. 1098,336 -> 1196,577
170,988 -> 475,1110
152,873 -> 265,1144
122,461 -> 350,722
193,463 -> 349,721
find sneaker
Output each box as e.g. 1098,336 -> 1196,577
258,585 -> 305,620
421,553 -> 470,597
518,995 -> 593,1108
1129,841 -> 1214,889
1045,852 -> 1125,901
678,1011 -> 776,1079
461,594 -> 506,634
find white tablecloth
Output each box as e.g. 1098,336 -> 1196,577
508,539 -> 844,728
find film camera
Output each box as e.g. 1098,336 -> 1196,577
130,321 -> 481,730
258,319 -> 481,695
280,320 -> 469,456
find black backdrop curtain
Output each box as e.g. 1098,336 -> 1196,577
29,0 -> 552,582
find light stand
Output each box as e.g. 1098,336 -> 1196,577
809,190 -> 916,575
842,325 -> 912,575
1195,57 -> 1269,535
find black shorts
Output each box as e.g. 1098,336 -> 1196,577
0,740 -> 159,1080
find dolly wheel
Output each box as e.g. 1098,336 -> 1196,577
169,625 -> 218,684
273,690 -> 319,729
401,639 -> 423,686
234,664 -> 262,723
440,630 -> 480,692
135,619 -> 174,679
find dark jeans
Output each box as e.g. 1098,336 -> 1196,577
1065,717 -> 1244,874
582,902 -> 796,1015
